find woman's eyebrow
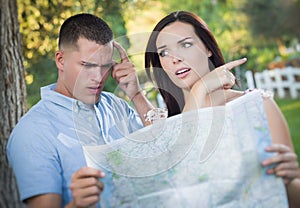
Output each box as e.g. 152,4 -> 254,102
177,37 -> 192,44
157,36 -> 193,50
157,45 -> 166,50
81,61 -> 114,68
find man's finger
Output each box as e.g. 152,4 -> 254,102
72,167 -> 105,180
113,41 -> 129,63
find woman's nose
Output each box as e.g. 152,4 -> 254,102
171,54 -> 183,64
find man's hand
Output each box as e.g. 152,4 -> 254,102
69,167 -> 105,207
112,41 -> 142,100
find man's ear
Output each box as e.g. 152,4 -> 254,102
55,51 -> 64,71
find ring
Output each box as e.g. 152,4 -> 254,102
223,66 -> 229,73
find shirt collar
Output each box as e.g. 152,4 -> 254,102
41,83 -> 98,111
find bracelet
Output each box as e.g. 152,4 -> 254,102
144,108 -> 168,123
130,89 -> 143,101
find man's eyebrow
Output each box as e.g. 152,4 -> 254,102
81,61 -> 114,68
100,62 -> 114,68
157,36 -> 192,50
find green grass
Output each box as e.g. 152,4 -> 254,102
275,98 -> 300,164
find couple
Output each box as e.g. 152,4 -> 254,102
7,11 -> 300,207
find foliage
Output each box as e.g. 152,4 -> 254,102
242,0 -> 300,42
241,0 -> 300,71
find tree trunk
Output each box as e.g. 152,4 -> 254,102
0,0 -> 27,207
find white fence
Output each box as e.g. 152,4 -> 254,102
245,67 -> 300,99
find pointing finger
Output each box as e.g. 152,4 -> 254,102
113,41 -> 129,63
224,57 -> 247,71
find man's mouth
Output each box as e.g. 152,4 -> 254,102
88,85 -> 102,94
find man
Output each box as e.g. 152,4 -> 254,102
7,13 -> 153,207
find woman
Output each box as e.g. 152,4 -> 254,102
145,11 -> 300,207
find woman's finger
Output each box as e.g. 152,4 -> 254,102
265,144 -> 292,153
274,160 -> 299,171
223,57 -> 247,71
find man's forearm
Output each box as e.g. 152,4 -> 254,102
131,91 -> 154,126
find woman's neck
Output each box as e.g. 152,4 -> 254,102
183,88 -> 244,109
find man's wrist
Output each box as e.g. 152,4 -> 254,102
130,89 -> 143,101
65,201 -> 75,208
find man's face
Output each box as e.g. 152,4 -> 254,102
55,38 -> 114,104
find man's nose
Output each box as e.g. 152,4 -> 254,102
91,67 -> 107,82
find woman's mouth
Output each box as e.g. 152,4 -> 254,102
175,68 -> 191,78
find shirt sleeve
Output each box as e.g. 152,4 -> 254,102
7,119 -> 62,201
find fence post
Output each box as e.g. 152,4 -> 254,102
274,69 -> 285,98
245,71 -> 255,89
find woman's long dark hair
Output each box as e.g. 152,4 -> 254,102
145,11 -> 225,117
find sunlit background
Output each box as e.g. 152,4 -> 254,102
17,0 -> 300,161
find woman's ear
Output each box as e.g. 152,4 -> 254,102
55,51 -> 64,71
207,50 -> 212,57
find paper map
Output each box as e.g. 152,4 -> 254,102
83,90 -> 288,208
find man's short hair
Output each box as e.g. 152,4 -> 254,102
58,13 -> 113,50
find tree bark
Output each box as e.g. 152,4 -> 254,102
0,0 -> 27,207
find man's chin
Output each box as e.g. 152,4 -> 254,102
77,95 -> 101,105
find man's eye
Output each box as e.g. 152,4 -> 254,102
158,50 -> 169,57
81,63 -> 95,68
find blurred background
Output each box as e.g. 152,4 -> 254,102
18,0 -> 300,160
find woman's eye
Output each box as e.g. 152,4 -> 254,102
158,50 -> 169,57
182,42 -> 192,48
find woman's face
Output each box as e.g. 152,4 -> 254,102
156,21 -> 212,90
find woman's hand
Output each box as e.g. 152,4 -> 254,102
194,57 -> 247,94
183,58 -> 247,111
262,144 -> 299,184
